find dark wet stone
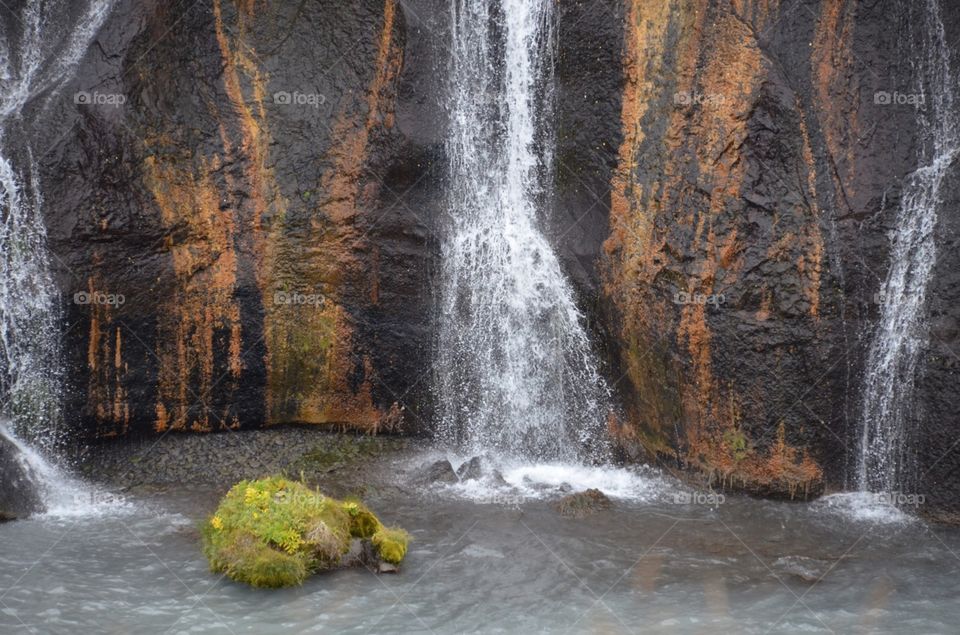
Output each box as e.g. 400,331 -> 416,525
555,489 -> 612,519
421,459 -> 458,485
0,434 -> 44,519
457,456 -> 482,481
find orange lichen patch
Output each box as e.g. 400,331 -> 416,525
797,112 -> 824,318
318,0 -> 401,225
687,421 -> 823,499
812,0 -> 858,199
84,277 -> 130,437
607,0 -> 679,278
143,154 -> 243,433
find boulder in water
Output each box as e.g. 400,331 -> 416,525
419,459 -> 459,484
201,477 -> 410,588
457,456 -> 483,481
0,433 -> 44,520
555,489 -> 612,519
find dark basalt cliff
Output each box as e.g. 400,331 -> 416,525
28,1 -> 960,517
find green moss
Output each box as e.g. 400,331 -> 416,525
201,477 -> 408,588
372,527 -> 411,565
342,500 -> 381,539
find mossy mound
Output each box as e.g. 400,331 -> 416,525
201,477 -> 410,588
372,527 -> 411,564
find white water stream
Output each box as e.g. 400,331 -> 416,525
858,0 -> 959,496
435,0 -> 609,463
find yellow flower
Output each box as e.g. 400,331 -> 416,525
211,516 -> 223,530
253,512 -> 259,519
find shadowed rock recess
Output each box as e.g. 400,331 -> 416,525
36,1 -> 960,516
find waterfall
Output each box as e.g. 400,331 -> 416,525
0,1 -> 114,503
857,0 -> 959,493
435,0 -> 609,462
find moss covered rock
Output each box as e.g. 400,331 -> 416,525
201,477 -> 410,588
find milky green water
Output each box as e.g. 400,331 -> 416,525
1,470 -> 958,634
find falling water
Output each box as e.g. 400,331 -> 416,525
435,0 -> 609,462
858,0 -> 959,493
0,1 -> 114,504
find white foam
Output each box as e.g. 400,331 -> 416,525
424,452 -> 676,504
812,492 -> 916,525
2,424 -> 137,519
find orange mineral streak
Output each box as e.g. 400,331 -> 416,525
85,277 -> 129,437
143,153 -> 242,433
210,0 -> 401,430
812,0 -> 858,204
798,112 -> 824,318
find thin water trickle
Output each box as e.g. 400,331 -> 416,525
436,0 -> 609,463
858,0 -> 959,494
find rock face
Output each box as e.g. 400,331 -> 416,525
598,0 -> 960,508
0,434 -> 44,520
29,1 -> 960,517
41,0 -> 436,439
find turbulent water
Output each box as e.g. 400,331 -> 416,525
857,0 -> 959,493
435,0 -> 609,462
4,482 -> 960,634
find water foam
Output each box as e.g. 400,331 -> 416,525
812,492 -> 915,525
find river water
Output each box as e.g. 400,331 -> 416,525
1,458 -> 958,634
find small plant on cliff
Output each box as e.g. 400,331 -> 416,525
201,476 -> 410,588
723,428 -> 750,462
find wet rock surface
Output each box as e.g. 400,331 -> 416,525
0,435 -> 44,520
456,456 -> 483,481
555,488 -> 612,519
418,459 -> 459,485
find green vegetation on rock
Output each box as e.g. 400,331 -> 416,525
201,476 -> 410,588
371,527 -> 411,564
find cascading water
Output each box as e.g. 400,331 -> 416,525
858,0 -> 959,494
435,0 -> 609,462
0,0 -> 115,512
